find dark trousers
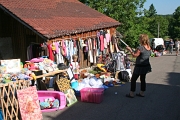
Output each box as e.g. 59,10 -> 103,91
130,74 -> 146,92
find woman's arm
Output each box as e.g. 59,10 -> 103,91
126,47 -> 140,57
130,49 -> 140,57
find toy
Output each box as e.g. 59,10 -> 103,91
11,74 -> 18,81
40,101 -> 50,110
70,55 -> 80,80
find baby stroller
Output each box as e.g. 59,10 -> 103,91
104,54 -> 117,76
96,53 -> 117,77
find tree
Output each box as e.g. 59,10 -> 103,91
143,4 -> 159,38
155,16 -> 169,38
79,0 -> 147,47
169,6 -> 180,39
144,4 -> 157,17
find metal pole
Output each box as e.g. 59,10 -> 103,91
158,23 -> 159,38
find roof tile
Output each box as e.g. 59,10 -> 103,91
0,0 -> 120,39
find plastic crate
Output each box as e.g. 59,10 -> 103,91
80,88 -> 104,103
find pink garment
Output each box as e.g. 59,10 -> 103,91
30,58 -> 44,63
104,38 -> 107,48
55,42 -> 59,54
62,40 -> 67,56
47,43 -> 54,61
105,33 -> 111,43
100,35 -> 104,51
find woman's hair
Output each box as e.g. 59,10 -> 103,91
139,34 -> 150,46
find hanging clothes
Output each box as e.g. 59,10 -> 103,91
83,39 -> 88,60
76,39 -> 81,63
61,40 -> 67,57
47,43 -> 54,61
57,41 -> 64,64
73,39 -> 78,55
27,44 -> 33,60
65,40 -> 70,61
105,30 -> 111,45
100,35 -> 104,51
40,43 -> 49,57
96,32 -> 101,56
104,37 -> 107,49
111,35 -> 116,53
27,43 -> 42,60
69,39 -> 74,63
88,38 -> 93,63
92,38 -> 97,64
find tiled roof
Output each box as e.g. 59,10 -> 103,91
0,0 -> 120,39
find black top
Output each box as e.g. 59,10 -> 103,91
133,46 -> 152,74
136,46 -> 151,65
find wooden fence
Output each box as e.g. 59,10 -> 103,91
0,80 -> 31,120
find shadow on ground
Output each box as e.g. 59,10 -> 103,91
42,71 -> 180,120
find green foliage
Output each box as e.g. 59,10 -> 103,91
169,6 -> 180,39
144,4 -> 157,17
79,0 -> 179,47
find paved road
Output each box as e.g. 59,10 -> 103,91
43,53 -> 180,120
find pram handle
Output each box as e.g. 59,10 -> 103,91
120,39 -> 135,52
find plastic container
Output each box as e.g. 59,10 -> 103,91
73,89 -> 81,97
80,88 -> 104,104
37,91 -> 66,112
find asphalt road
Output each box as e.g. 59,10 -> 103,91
43,52 -> 180,120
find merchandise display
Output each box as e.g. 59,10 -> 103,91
0,29 -> 135,120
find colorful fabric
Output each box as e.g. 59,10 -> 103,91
17,86 -> 42,120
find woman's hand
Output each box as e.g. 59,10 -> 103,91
126,46 -> 132,52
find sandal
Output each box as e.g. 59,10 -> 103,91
136,93 -> 145,97
126,94 -> 134,98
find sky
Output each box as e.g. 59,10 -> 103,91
144,0 -> 180,15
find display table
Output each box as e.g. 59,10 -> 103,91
35,69 -> 67,79
33,69 -> 68,90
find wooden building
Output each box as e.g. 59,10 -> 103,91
0,0 -> 120,67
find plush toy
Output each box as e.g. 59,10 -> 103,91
17,73 -> 30,80
39,102 -> 50,110
11,74 -> 18,81
2,74 -> 11,80
20,62 -> 24,69
44,98 -> 54,108
29,72 -> 36,80
52,99 -> 59,108
24,62 -> 37,70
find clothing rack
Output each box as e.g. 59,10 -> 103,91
49,35 -> 97,42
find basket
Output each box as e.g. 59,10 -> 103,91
80,88 -> 104,104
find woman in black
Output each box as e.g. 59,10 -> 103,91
126,34 -> 151,98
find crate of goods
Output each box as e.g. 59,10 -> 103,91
80,88 -> 104,103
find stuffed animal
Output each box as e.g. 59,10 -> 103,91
52,99 -> 59,108
39,102 -> 50,110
